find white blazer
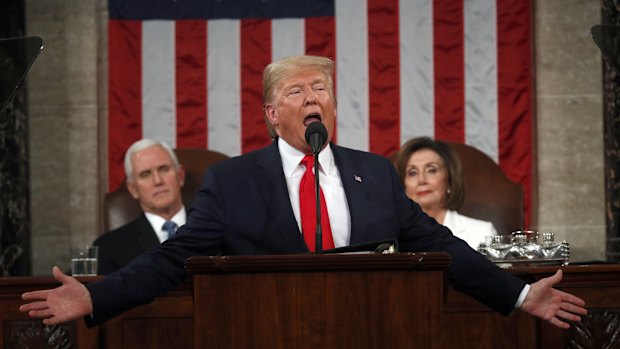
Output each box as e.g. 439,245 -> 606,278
442,210 -> 498,250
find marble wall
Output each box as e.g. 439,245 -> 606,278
600,1 -> 620,263
26,0 -> 103,275
23,0 -> 605,275
0,8 -> 30,275
535,0 -> 605,262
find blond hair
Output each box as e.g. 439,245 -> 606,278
262,55 -> 335,138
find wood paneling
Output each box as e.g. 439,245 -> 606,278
187,253 -> 452,349
1,261 -> 619,348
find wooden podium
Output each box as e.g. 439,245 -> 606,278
185,252 -> 451,349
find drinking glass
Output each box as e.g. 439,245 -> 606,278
71,245 -> 98,276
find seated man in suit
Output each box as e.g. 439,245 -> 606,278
94,139 -> 186,274
21,55 -> 586,330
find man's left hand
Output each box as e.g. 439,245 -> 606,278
520,269 -> 587,329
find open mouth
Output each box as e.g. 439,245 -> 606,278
303,113 -> 322,127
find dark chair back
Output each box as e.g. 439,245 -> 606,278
447,142 -> 524,234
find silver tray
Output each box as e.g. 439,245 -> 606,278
478,232 -> 570,267
491,258 -> 566,268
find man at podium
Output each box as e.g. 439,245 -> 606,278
21,55 -> 586,330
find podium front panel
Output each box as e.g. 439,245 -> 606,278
188,253 -> 451,349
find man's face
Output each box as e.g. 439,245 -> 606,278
126,145 -> 185,217
264,69 -> 336,153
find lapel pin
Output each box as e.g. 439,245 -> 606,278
354,174 -> 362,183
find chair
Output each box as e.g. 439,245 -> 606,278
389,142 -> 524,235
446,142 -> 524,235
102,148 -> 229,233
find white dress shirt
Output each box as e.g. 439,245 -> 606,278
278,138 -> 351,248
144,207 -> 187,243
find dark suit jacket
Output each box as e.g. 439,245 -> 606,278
87,141 -> 525,326
93,214 -> 160,275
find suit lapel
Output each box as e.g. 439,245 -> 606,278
255,141 -> 309,253
134,214 -> 161,250
332,145 -> 369,245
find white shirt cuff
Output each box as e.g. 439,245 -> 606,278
515,284 -> 530,309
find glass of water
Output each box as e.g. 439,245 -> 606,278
71,245 -> 98,276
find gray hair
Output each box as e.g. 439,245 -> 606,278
124,139 -> 179,182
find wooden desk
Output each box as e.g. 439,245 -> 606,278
0,276 -> 192,349
444,264 -> 620,348
0,276 -> 99,348
1,263 -> 618,348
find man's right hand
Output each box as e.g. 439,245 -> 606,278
20,266 -> 93,325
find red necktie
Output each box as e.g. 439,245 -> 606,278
299,155 -> 335,252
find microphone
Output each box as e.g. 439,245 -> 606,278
304,122 -> 328,253
304,122 -> 327,155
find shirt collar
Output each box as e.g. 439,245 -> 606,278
144,206 -> 186,230
278,137 -> 333,176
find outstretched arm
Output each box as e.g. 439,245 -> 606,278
20,266 -> 93,325
520,269 -> 587,329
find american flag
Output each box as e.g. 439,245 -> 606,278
108,0 -> 533,225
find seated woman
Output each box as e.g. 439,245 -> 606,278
393,137 -> 497,249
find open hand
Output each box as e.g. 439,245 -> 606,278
20,266 -> 93,325
520,269 -> 587,329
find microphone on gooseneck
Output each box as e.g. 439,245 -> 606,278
305,122 -> 327,156
304,122 -> 328,253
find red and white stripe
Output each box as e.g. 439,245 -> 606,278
108,0 -> 532,224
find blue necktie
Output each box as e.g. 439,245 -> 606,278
162,220 -> 178,239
